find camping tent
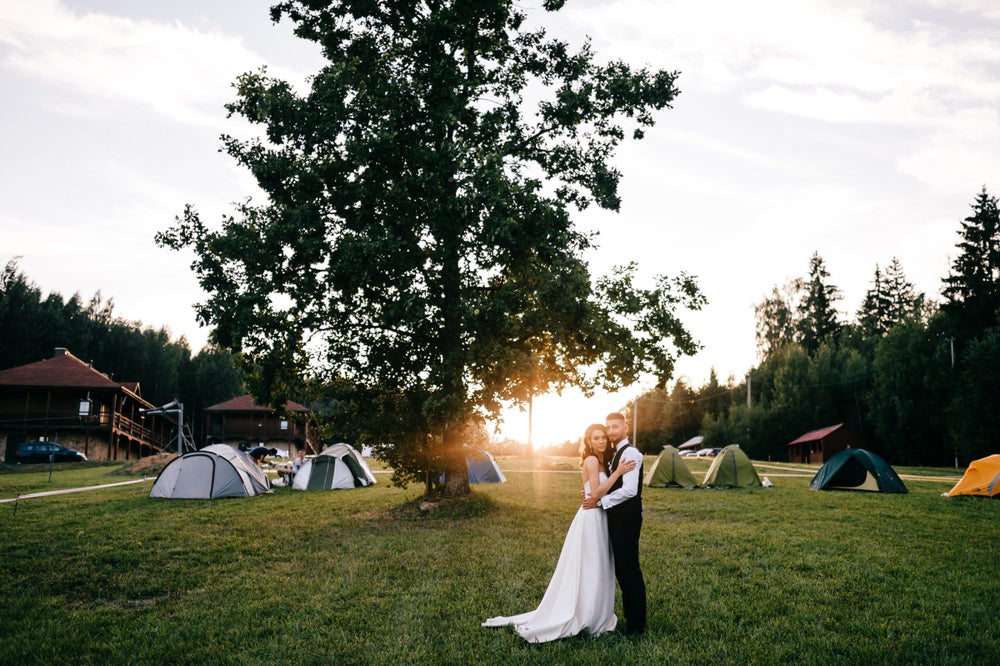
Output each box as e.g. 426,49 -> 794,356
645,445 -> 698,488
292,442 -> 377,490
809,448 -> 907,493
702,445 -> 762,488
149,444 -> 271,499
946,454 -> 1000,498
467,450 -> 506,483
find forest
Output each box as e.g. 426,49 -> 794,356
4,186 -> 1000,466
630,187 -> 1000,467
0,257 -> 244,445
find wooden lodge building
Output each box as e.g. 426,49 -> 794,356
787,423 -> 862,464
0,348 -> 178,462
203,394 -> 318,455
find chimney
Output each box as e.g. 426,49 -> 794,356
54,347 -> 69,356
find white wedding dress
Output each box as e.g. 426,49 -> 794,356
483,475 -> 617,642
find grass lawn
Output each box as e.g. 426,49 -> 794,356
0,455 -> 996,665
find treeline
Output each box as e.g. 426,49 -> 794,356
0,258 -> 244,444
633,186 -> 1000,467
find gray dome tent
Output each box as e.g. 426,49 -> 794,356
149,444 -> 271,499
292,442 -> 377,490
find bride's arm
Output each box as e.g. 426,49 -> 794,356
588,456 -> 636,500
582,456 -> 603,498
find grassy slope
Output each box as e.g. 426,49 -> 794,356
0,456 -> 996,665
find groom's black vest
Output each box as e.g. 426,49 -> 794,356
608,442 -> 642,514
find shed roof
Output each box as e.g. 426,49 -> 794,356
788,423 -> 846,446
204,393 -> 310,413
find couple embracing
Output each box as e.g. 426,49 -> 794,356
483,412 -> 647,642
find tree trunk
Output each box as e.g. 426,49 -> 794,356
442,424 -> 470,497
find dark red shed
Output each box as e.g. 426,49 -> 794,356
787,423 -> 862,464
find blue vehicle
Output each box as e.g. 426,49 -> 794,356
14,441 -> 86,463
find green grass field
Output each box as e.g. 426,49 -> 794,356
1,455 -> 996,665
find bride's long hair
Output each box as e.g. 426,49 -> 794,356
579,423 -> 609,468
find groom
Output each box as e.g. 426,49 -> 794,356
584,411 -> 647,636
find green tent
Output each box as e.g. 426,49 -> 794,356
809,448 -> 907,493
702,445 -> 762,488
645,445 -> 698,488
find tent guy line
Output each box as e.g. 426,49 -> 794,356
0,477 -> 151,504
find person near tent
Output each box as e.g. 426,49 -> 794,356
277,449 -> 306,485
483,423 -> 635,642
248,446 -> 277,465
583,411 -> 647,636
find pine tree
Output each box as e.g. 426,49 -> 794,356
942,187 -> 1000,341
857,257 -> 923,338
797,252 -> 842,353
857,264 -> 892,337
884,257 -> 923,324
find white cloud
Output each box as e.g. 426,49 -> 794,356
0,0 -> 304,128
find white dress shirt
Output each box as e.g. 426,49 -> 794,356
600,439 -> 643,510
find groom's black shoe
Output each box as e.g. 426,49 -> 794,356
623,625 -> 645,637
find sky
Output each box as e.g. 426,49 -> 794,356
3,0 -> 1000,447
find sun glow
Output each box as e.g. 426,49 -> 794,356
496,387 -> 636,450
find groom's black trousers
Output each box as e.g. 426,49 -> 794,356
608,508 -> 646,632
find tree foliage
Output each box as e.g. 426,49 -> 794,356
665,189 -> 1000,467
158,0 -> 703,495
754,278 -> 802,359
942,186 -> 1000,341
796,252 -> 842,353
857,258 -> 925,339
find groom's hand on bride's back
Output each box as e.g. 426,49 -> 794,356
582,496 -> 599,510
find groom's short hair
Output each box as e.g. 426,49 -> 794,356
606,412 -> 626,423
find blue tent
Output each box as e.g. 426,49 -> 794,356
467,451 -> 506,484
809,448 -> 907,493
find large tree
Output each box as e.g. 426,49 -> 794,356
796,252 -> 842,353
857,257 -> 924,339
754,278 -> 803,359
158,1 -> 703,496
942,186 -> 1000,342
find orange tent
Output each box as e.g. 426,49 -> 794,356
946,454 -> 1000,498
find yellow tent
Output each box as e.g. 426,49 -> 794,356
946,454 -> 1000,498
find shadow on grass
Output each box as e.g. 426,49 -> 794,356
387,490 -> 499,522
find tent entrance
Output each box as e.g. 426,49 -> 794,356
828,470 -> 879,491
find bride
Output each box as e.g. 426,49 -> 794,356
483,423 -> 636,642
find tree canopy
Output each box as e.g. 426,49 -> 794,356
158,0 -> 703,495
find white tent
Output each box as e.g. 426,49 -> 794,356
677,435 -> 704,451
149,444 -> 271,499
292,442 -> 377,490
467,450 -> 506,484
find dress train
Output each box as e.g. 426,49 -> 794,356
483,479 -> 616,642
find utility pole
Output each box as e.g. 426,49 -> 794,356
527,393 -> 533,454
946,336 -> 957,466
632,396 -> 638,447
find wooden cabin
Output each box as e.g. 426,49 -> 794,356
787,423 -> 862,464
0,348 -> 177,462
203,394 -> 317,455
